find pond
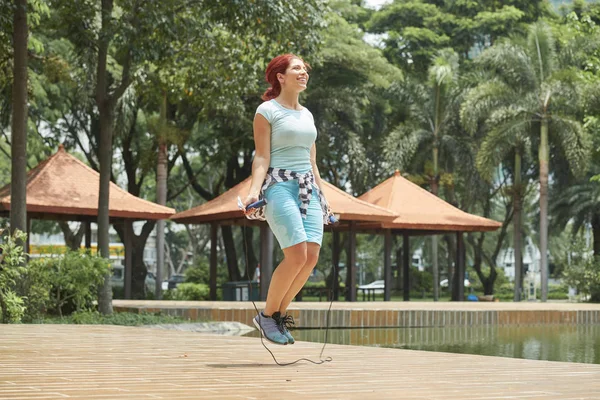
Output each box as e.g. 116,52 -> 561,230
246,325 -> 600,364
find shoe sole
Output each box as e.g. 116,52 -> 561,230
253,317 -> 287,345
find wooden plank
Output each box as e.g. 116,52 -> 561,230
2,324 -> 599,400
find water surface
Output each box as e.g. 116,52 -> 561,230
248,325 -> 600,364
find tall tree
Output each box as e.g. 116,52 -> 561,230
10,0 -> 28,240
461,68 -> 536,301
367,0 -> 551,75
383,48 -> 460,300
463,21 -> 591,301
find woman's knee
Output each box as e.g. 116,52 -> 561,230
305,243 -> 320,268
283,242 -> 308,266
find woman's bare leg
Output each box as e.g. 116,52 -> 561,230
263,241 -> 307,316
278,242 -> 320,313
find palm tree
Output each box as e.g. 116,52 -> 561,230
461,70 -> 534,301
462,21 -> 590,301
384,48 -> 460,301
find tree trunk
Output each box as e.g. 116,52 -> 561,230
513,150 -> 523,302
96,0 -> 115,315
431,169 -> 439,301
539,118 -> 549,302
155,91 -> 168,299
444,234 -> 456,299
10,0 -> 28,241
241,226 -> 257,280
395,237 -> 402,291
58,221 -> 85,251
221,226 -> 240,281
592,213 -> 600,257
331,230 -> 341,300
114,220 -> 156,299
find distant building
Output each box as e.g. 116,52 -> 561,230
497,238 -> 541,284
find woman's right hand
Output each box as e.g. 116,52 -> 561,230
242,193 -> 260,215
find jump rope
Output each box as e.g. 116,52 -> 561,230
238,196 -> 337,366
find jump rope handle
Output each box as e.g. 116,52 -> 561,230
328,214 -> 338,225
239,197 -> 267,211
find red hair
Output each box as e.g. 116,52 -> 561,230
261,54 -> 310,101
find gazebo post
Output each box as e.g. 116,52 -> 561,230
403,233 -> 410,301
85,221 -> 92,250
209,223 -> 218,301
259,224 -> 273,301
384,229 -> 392,301
456,231 -> 465,301
332,230 -> 340,301
124,221 -> 132,300
346,221 -> 357,302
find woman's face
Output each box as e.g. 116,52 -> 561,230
278,58 -> 309,92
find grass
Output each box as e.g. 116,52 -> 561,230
28,311 -> 199,326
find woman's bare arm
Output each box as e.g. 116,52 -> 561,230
310,143 -> 326,194
244,113 -> 271,208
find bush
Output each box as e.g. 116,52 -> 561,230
0,230 -> 28,323
563,256 -> 600,302
411,270 -> 433,293
547,284 -> 569,300
27,251 -> 110,317
184,262 -> 209,284
168,283 -> 209,301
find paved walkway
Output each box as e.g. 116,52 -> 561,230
1,324 -> 599,399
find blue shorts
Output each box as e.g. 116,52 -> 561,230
263,180 -> 324,249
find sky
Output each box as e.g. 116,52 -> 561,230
364,0 -> 390,10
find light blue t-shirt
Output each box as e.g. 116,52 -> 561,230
255,99 -> 317,173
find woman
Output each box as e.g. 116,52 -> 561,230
242,54 -> 331,345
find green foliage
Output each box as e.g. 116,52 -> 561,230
35,311 -> 193,326
1,290 -> 26,323
411,269 -> 433,294
562,236 -> 600,302
0,230 -> 28,323
166,283 -> 210,301
27,251 -> 110,317
184,262 -> 210,285
367,0 -> 551,73
470,266 -> 509,295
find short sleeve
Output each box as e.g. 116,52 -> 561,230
255,101 -> 273,124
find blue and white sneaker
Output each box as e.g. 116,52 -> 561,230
253,312 -> 288,345
276,313 -> 296,344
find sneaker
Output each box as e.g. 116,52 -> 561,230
253,312 -> 288,345
276,313 -> 295,344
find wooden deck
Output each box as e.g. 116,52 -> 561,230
1,324 -> 599,399
114,300 -> 600,328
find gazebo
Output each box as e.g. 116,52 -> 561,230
358,170 -> 502,301
171,177 -> 397,301
0,146 -> 175,298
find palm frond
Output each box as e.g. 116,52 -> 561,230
527,21 -> 557,85
550,114 -> 591,177
428,48 -> 459,88
477,41 -> 536,90
460,79 -> 514,135
476,107 -> 532,181
383,124 -> 432,171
